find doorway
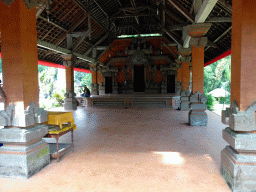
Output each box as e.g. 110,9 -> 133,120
134,65 -> 145,92
105,76 -> 112,94
167,75 -> 176,93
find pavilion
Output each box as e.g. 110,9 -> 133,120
0,0 -> 255,191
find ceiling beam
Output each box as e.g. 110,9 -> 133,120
38,15 -> 67,31
167,0 -> 194,23
84,33 -> 109,56
217,0 -> 232,14
37,39 -> 104,66
36,5 -> 45,19
205,26 -> 231,52
55,13 -> 88,46
130,0 -> 139,24
162,27 -> 182,47
183,0 -> 218,48
73,0 -> 116,39
113,13 -> 156,19
206,17 -> 231,23
195,0 -> 218,23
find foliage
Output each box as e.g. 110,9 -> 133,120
205,93 -> 216,111
204,55 -> 231,104
52,92 -> 64,107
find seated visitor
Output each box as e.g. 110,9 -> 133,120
81,86 -> 90,97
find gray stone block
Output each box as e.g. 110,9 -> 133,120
180,101 -> 190,111
0,141 -> 50,179
180,96 -> 189,101
189,102 -> 207,111
0,125 -> 48,144
64,97 -> 77,110
223,128 -> 256,152
229,111 -> 256,132
189,110 -> 207,126
221,146 -> 256,192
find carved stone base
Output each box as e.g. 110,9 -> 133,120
171,97 -> 180,109
0,125 -> 50,179
99,89 -> 105,95
64,97 -> 77,110
189,110 -> 207,126
221,146 -> 256,192
180,101 -> 190,111
91,83 -> 99,95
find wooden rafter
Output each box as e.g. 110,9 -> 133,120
167,0 -> 194,23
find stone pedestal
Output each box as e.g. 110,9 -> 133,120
221,102 -> 256,191
179,90 -> 190,111
0,102 -> 49,179
171,97 -> 180,109
99,84 -> 105,95
188,92 -> 208,126
64,92 -> 77,110
91,83 -> 99,95
188,102 -> 207,126
0,125 -> 50,179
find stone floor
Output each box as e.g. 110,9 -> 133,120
0,107 -> 230,192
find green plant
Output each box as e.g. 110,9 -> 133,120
205,94 -> 216,111
52,92 -> 64,107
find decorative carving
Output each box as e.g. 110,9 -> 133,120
0,102 -> 47,127
181,56 -> 191,63
190,37 -> 208,48
179,48 -> 191,56
62,54 -> 76,67
1,0 -> 47,9
187,23 -> 212,38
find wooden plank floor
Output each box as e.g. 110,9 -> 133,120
0,107 -> 231,192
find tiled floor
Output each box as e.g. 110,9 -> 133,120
0,107 -> 230,192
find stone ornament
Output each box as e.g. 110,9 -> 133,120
181,56 -> 191,63
222,101 -> 256,132
62,54 -> 77,67
188,91 -> 208,126
0,102 -> 47,127
178,47 -> 191,57
189,37 -> 208,48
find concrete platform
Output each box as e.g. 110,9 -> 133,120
0,107 -> 230,191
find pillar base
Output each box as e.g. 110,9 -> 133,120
171,97 -> 180,109
0,125 -> 50,179
221,146 -> 256,192
189,110 -> 207,126
188,102 -> 207,126
113,86 -> 118,94
64,98 -> 77,110
180,100 -> 190,111
91,83 -> 99,95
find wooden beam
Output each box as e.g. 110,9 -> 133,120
73,0 -> 116,39
195,0 -> 218,23
93,0 -> 109,17
167,0 -> 194,23
183,0 -> 218,48
217,0 -> 232,14
163,27 -> 182,47
113,13 -> 156,19
206,17 -> 232,23
205,26 -> 231,52
38,15 -> 67,31
36,5 -> 45,19
84,33 -> 109,56
55,14 -> 88,45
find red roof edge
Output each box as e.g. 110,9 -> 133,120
204,49 -> 231,67
0,53 -> 91,73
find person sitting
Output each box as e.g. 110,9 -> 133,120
81,86 -> 90,97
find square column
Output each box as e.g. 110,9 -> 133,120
0,0 -> 39,109
90,65 -> 99,95
62,54 -> 77,110
220,1 -> 256,191
0,0 -> 50,178
187,23 -> 211,94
